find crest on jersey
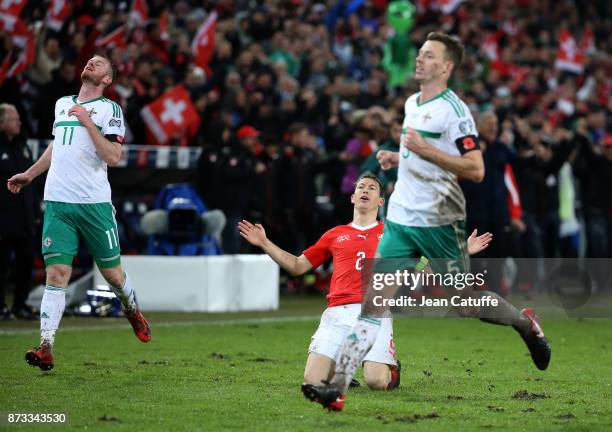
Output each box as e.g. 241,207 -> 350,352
336,235 -> 350,243
458,119 -> 473,135
109,119 -> 122,127
422,112 -> 432,123
43,237 -> 53,247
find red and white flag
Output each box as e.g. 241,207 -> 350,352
140,85 -> 201,146
130,0 -> 148,27
0,0 -> 26,32
482,31 -> 501,61
555,29 -> 584,74
581,25 -> 595,55
9,18 -> 28,47
47,0 -> 71,32
95,25 -> 127,49
7,33 -> 35,78
504,164 -> 522,221
191,10 -> 217,71
159,10 -> 169,43
436,0 -> 463,14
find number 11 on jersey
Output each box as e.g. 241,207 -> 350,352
105,228 -> 118,249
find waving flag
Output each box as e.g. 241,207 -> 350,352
436,0 -> 463,14
0,0 -> 26,32
130,0 -> 148,27
140,85 -> 201,146
47,0 -> 72,32
7,34 -> 35,78
95,25 -> 127,49
555,29 -> 584,74
191,11 -> 217,73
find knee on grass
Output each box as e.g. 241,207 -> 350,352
363,366 -> 390,390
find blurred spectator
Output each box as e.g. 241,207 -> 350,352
34,60 -> 79,139
29,33 -> 62,86
276,123 -> 321,254
196,125 -> 267,254
0,104 -> 37,320
360,115 -> 402,203
574,123 -> 612,258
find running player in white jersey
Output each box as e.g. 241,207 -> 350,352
303,32 -> 551,411
7,55 -> 151,371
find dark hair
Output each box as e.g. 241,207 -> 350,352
354,173 -> 384,197
426,32 -> 464,74
287,122 -> 308,136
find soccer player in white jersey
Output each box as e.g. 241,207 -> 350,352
7,55 -> 151,371
303,32 -> 551,411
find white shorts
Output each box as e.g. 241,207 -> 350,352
308,303 -> 397,367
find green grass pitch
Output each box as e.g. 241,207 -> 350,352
1,297 -> 611,431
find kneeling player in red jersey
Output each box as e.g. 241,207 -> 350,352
240,174 -> 399,391
240,174 -> 492,397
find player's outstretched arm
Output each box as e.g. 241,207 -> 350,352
7,143 -> 53,194
238,220 -> 313,276
467,229 -> 493,255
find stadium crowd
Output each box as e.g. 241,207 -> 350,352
0,0 -> 610,272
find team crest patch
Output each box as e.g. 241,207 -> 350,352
43,237 -> 53,247
458,119 -> 473,135
109,119 -> 122,127
336,235 -> 350,243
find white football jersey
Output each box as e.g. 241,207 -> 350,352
388,88 -> 478,227
45,96 -> 125,203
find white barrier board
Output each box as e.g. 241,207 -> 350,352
92,255 -> 279,312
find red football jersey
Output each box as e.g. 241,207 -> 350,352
303,221 -> 384,307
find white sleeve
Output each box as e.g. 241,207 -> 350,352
446,101 -> 479,154
51,99 -> 59,137
101,101 -> 126,140
447,108 -> 478,143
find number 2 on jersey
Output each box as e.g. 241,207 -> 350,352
62,126 -> 75,145
355,251 -> 366,270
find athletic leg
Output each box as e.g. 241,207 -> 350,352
304,353 -> 335,385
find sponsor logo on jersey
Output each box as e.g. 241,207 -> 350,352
43,236 -> 53,247
109,119 -> 122,127
87,108 -> 97,118
59,109 -> 65,115
336,234 -> 350,243
357,234 -> 369,240
422,112 -> 432,123
458,119 -> 474,135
